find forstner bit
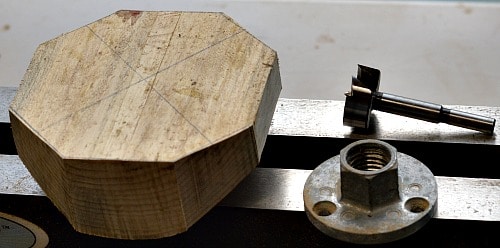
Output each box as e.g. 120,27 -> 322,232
343,65 -> 496,134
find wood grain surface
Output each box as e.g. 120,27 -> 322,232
9,10 -> 281,239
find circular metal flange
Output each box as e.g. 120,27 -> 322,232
303,139 -> 438,244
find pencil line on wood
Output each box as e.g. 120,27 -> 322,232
85,25 -> 145,81
38,22 -> 245,143
142,30 -> 245,83
153,87 -> 212,144
38,81 -> 146,133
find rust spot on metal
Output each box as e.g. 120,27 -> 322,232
116,10 -> 143,26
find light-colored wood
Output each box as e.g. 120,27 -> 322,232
9,10 -> 281,239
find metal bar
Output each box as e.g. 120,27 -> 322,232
0,87 -> 16,123
270,98 -> 499,145
1,155 -> 44,196
2,155 -> 499,222
220,167 -> 500,222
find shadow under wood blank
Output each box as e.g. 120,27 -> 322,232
9,10 -> 281,239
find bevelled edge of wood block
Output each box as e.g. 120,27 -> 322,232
9,10 -> 281,239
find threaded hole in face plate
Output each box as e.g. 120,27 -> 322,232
405,197 -> 429,213
313,201 -> 337,216
346,143 -> 392,171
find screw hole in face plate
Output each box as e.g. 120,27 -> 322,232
313,201 -> 337,216
404,197 -> 429,213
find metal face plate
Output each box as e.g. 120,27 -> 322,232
303,153 -> 438,244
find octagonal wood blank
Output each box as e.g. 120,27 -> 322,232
9,10 -> 281,239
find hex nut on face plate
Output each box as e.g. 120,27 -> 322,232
303,139 -> 438,244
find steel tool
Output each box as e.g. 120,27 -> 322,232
344,65 -> 496,134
